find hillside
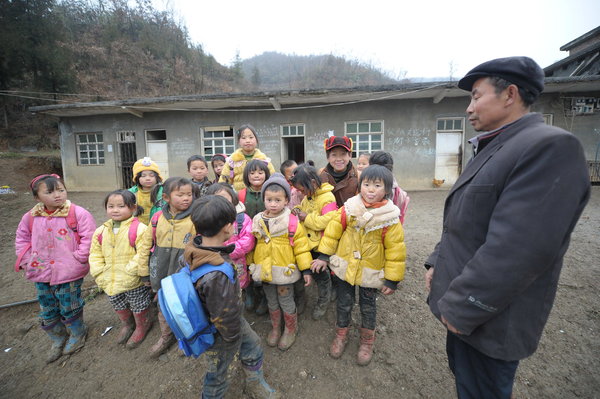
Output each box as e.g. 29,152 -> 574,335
242,52 -> 404,90
0,0 -> 403,151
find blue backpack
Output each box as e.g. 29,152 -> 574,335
158,262 -> 235,358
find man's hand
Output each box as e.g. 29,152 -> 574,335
442,315 -> 463,335
425,267 -> 434,291
311,259 -> 328,273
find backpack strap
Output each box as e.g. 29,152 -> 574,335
235,213 -> 245,235
150,211 -> 163,252
66,204 -> 81,244
321,201 -> 337,215
188,262 -> 235,284
288,213 -> 298,247
98,218 -> 139,248
98,226 -> 104,246
238,188 -> 247,204
340,206 -> 347,231
129,217 -> 140,248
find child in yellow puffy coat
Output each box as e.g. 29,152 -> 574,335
218,124 -> 276,191
89,190 -> 153,348
314,165 -> 406,366
290,164 -> 338,320
248,173 -> 313,351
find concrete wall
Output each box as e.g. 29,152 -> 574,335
59,91 -> 600,192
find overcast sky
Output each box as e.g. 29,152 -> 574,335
153,0 -> 599,79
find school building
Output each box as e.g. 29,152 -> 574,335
31,28 -> 600,191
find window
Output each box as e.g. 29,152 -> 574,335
543,114 -> 553,125
76,133 -> 105,165
281,123 -> 305,136
146,129 -> 166,141
437,118 -> 464,132
345,121 -> 383,158
202,126 -> 235,160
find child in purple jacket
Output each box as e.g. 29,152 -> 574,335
206,183 -> 256,293
14,174 -> 96,363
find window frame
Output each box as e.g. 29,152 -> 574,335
344,120 -> 384,158
76,132 -> 105,166
436,117 -> 465,133
201,126 -> 235,161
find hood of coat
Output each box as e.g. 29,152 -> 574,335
344,195 -> 399,232
230,148 -> 270,162
252,207 -> 292,240
31,200 -> 72,217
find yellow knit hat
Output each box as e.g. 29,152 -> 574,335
132,157 -> 163,183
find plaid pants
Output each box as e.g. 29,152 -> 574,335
108,285 -> 151,313
35,278 -> 84,324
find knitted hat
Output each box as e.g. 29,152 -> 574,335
261,172 -> 291,200
132,157 -> 163,183
324,136 -> 353,152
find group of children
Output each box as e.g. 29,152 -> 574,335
15,124 -> 407,399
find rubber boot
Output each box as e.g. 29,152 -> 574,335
357,328 -> 375,366
277,312 -> 297,351
149,310 -> 175,358
115,309 -> 134,344
41,319 -> 67,363
244,285 -> 255,311
329,326 -> 349,359
62,312 -> 88,355
294,279 -> 307,315
255,286 -> 268,316
267,309 -> 282,347
311,273 -> 331,320
243,366 -> 281,399
126,308 -> 153,349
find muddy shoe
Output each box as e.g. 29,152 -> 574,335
41,320 -> 67,363
127,308 -> 153,349
330,326 -> 349,359
114,309 -> 134,345
149,311 -> 175,358
267,309 -> 282,347
243,367 -> 280,399
357,328 -> 375,366
62,313 -> 88,355
277,312 -> 297,351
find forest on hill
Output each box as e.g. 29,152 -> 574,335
0,0 -> 402,150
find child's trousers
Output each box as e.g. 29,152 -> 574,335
334,276 -> 377,330
108,285 -> 151,313
35,278 -> 84,324
263,283 -> 295,314
202,317 -> 264,399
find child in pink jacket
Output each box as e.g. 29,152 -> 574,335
14,174 -> 96,364
206,183 -> 256,296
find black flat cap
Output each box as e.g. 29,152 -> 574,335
458,56 -> 544,96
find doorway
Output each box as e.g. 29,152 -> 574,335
145,129 -> 169,179
117,131 -> 137,189
434,118 -> 465,185
282,137 -> 305,164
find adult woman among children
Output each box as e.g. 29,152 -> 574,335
219,124 -> 276,191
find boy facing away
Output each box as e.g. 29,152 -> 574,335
185,195 -> 279,399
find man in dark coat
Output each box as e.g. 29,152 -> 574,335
425,56 -> 590,398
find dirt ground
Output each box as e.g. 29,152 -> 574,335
0,156 -> 598,398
